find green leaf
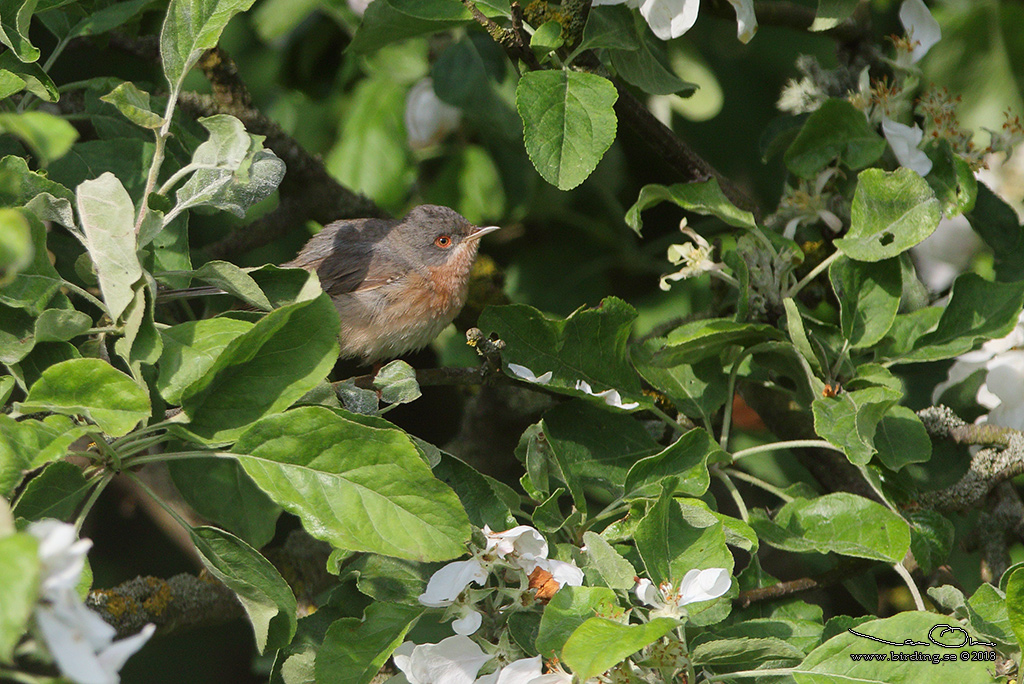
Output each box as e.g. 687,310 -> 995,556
176,295 -> 340,443
0,415 -> 84,496
516,70 -> 618,191
373,360 -> 421,406
877,306 -> 943,360
481,297 -> 643,407
0,51 -> 57,101
749,493 -> 911,563
647,318 -> 784,367
835,168 -> 942,262
531,20 -> 564,54
579,5 -> 640,51
901,273 -> 1024,362
691,636 -> 805,669
431,453 -> 518,531
157,317 -> 254,405
0,0 -> 41,62
624,428 -> 721,499
100,81 -> 166,130
793,612 -> 1001,682
536,585 -> 619,658
190,526 -> 297,653
562,617 -> 677,681
700,618 -> 823,656
581,531 -> 636,591
541,400 -> 659,509
76,172 -> 142,321
635,482 -> 733,587
1006,565 -> 1024,652
33,308 -> 91,343
625,178 -> 756,235
0,111 -> 78,165
232,406 -> 470,561
12,460 -> 91,522
925,139 -> 977,217
172,115 -> 285,220
907,511 -> 953,577
169,458 -> 281,549
0,210 -> 62,315
350,0 -> 465,53
18,359 -> 150,437
784,99 -> 886,178
0,532 -> 39,662
830,256 -> 901,348
65,0 -> 159,41
0,207 -> 32,286
677,498 -> 758,553
388,0 -> 508,21
324,76 -> 411,209
810,0 -> 859,31
874,405 -> 932,471
811,387 -> 900,465
968,181 -> 1024,282
160,0 -> 258,92
633,345 -> 730,424
314,602 -> 422,684
0,154 -> 74,209
608,23 -> 696,96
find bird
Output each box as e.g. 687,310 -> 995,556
162,205 -> 500,363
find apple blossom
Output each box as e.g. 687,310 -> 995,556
27,521 -> 154,684
882,117 -> 933,176
897,0 -> 941,66
474,655 -> 543,684
419,558 -> 489,607
393,635 -> 493,684
659,221 -> 720,289
405,78 -> 461,150
483,525 -> 548,563
634,568 -> 731,619
592,0 -> 756,43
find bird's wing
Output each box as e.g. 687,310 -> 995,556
285,218 -> 402,296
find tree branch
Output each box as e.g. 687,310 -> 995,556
735,558 -> 873,608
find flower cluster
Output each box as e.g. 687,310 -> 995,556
633,568 -> 732,619
27,520 -> 155,684
418,525 -> 584,636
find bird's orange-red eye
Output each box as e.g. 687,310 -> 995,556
435,235 -> 453,248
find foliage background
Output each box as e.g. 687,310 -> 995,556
4,0 -> 1024,682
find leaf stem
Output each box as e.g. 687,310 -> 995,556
731,439 -> 844,461
723,468 -> 794,503
712,467 -> 749,522
126,451 -> 236,467
62,280 -> 108,313
786,249 -> 840,298
892,561 -> 925,610
74,472 -> 115,535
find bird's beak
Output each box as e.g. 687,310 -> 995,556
467,225 -> 500,241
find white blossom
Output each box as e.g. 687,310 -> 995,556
348,0 -> 372,16
634,568 -> 731,619
575,379 -> 641,410
419,558 -> 489,608
405,78 -> 461,150
933,312 -> 1024,431
882,117 -> 933,176
393,636 -> 493,684
474,655 -> 543,684
911,215 -> 983,292
452,607 -> 483,636
507,364 -> 553,385
660,221 -> 720,289
897,0 -> 940,66
533,558 -> 584,588
27,521 -> 154,684
483,525 -> 548,564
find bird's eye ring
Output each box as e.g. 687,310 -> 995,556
435,235 -> 453,248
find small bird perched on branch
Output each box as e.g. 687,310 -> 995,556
163,205 -> 500,363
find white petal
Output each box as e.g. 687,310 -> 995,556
639,0 -> 700,40
537,558 -> 585,589
393,636 -> 493,684
95,624 -> 155,677
899,0 -> 941,64
493,655 -> 544,684
418,559 -> 489,607
507,363 -> 553,385
726,0 -> 757,43
677,567 -> 732,605
485,525 -> 548,561
348,0 -> 372,16
634,578 -> 659,606
28,520 -> 92,597
452,609 -> 482,636
574,380 -> 640,410
882,117 -> 933,176
405,78 -> 462,150
36,603 -> 116,684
